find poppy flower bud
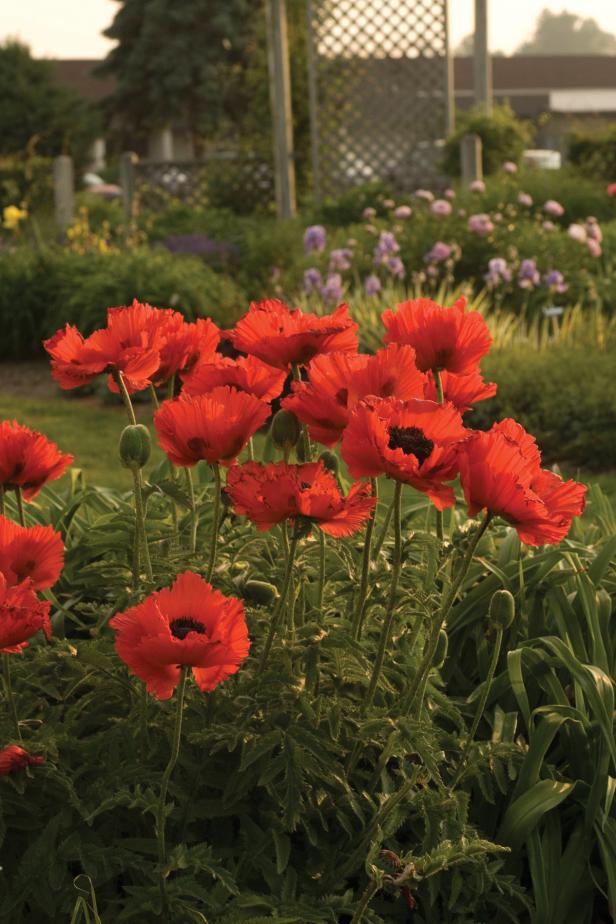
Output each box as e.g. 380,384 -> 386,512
119,424 -> 151,470
271,409 -> 301,452
433,628 -> 448,667
318,450 -> 339,475
242,580 -> 279,606
488,589 -> 515,630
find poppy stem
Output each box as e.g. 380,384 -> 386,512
450,627 -> 503,789
372,488 -> 395,559
149,383 -> 160,410
185,469 -> 198,554
292,365 -> 312,460
353,477 -> 378,641
132,468 -> 153,583
156,666 -> 188,923
2,654 -> 22,741
114,371 -> 138,426
403,511 -> 492,717
349,880 -> 380,924
206,464 -> 222,582
248,437 -> 255,461
433,369 -> 444,542
14,487 -> 26,527
259,531 -> 299,673
363,481 -> 403,710
316,529 -> 325,611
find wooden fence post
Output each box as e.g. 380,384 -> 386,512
460,134 -> 483,183
473,0 -> 492,113
120,151 -> 138,219
53,155 -> 74,231
265,0 -> 297,219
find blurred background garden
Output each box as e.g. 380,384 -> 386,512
2,2 -> 616,499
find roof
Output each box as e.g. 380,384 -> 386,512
454,55 -> 616,91
50,60 -> 115,103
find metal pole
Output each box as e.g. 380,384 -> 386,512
473,0 -> 492,113
305,0 -> 322,203
265,0 -> 297,218
444,0 -> 455,134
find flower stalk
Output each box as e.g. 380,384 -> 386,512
206,464 -> 222,581
2,654 -> 21,741
185,469 -> 198,555
259,530 -> 300,673
363,481 -> 403,710
433,369 -> 444,542
156,666 -> 188,923
353,477 -> 378,640
14,487 -> 26,527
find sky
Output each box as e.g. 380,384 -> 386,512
1,0 -> 616,58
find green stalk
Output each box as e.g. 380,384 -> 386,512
206,464 -> 222,582
131,468 -> 153,583
316,529 -> 326,611
451,628 -> 503,788
113,371 -> 137,425
259,531 -> 299,673
349,880 -> 380,924
185,468 -> 198,554
372,487 -> 395,559
353,477 -> 378,640
433,369 -> 444,542
292,365 -> 311,461
149,383 -> 160,410
403,512 -> 492,716
363,481 -> 403,710
2,654 -> 21,741
15,487 -> 26,527
156,667 -> 188,923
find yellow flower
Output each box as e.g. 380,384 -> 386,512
3,205 -> 28,231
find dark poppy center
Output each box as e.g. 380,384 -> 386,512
170,617 -> 206,640
335,387 -> 348,406
186,436 -> 208,455
387,426 -> 434,464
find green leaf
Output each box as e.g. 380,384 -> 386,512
498,780 -> 576,849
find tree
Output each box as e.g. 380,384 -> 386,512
516,9 -> 616,55
454,33 -> 505,56
97,0 -> 264,151
0,40 -> 98,158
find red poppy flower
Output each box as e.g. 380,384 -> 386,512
44,300 -> 166,394
156,317 -> 221,386
0,516 -> 64,590
458,424 -> 586,545
226,460 -> 376,537
424,369 -> 497,412
341,397 -> 468,509
0,745 -> 45,777
182,355 -> 286,402
109,571 -> 249,700
382,296 -> 492,374
282,345 -> 427,447
0,420 -> 73,499
0,574 -> 52,653
154,387 -> 270,467
607,183 -> 616,197
232,299 -> 359,368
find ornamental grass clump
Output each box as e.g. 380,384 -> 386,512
0,292 -> 610,923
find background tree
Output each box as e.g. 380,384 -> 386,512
0,40 -> 98,159
516,9 -> 616,54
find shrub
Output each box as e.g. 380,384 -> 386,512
568,124 -> 616,179
0,246 -> 245,359
442,103 -> 533,176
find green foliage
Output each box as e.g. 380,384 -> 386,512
442,104 -> 533,176
0,40 -> 99,162
568,124 -> 616,179
516,9 -> 616,55
0,154 -> 54,212
0,246 -> 245,359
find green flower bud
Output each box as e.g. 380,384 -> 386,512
318,450 -> 339,475
119,424 -> 151,470
242,580 -> 279,606
271,409 -> 301,452
489,589 -> 515,630
433,628 -> 448,667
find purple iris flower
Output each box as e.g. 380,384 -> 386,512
329,248 -> 353,272
321,272 -> 344,304
303,268 -> 323,295
424,241 -> 453,264
364,274 -> 382,296
373,230 -> 400,264
542,270 -> 568,293
303,225 -> 327,254
518,258 -> 541,289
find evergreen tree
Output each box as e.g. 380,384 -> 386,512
516,9 -> 616,55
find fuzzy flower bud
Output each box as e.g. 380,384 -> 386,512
489,589 -> 515,630
119,424 -> 151,470
271,409 -> 301,452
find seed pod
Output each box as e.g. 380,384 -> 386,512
318,450 -> 339,475
242,580 -> 279,606
119,424 -> 151,470
271,409 -> 301,452
433,628 -> 448,667
489,589 -> 515,630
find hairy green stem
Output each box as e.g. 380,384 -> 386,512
206,464 -> 222,582
292,365 -> 311,460
3,654 -> 21,741
433,369 -> 445,542
149,383 -> 160,410
15,487 -> 26,527
114,371 -> 137,426
316,529 -> 325,611
363,481 -> 403,710
157,667 -> 188,923
353,477 -> 379,640
132,468 -> 153,583
259,532 -> 299,673
451,628 -> 503,788
185,468 -> 198,554
372,488 -> 395,559
350,880 -> 380,924
403,511 -> 492,716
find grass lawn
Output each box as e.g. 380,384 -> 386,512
1,390 -> 615,501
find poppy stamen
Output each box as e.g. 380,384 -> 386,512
170,617 -> 206,640
388,426 -> 434,464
